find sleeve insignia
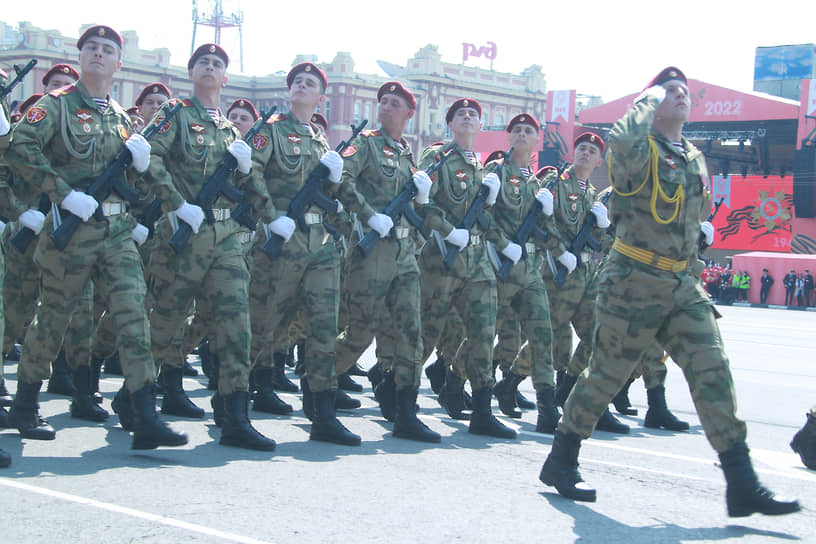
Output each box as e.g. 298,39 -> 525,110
25,106 -> 47,124
252,134 -> 269,150
342,145 -> 358,158
156,116 -> 172,134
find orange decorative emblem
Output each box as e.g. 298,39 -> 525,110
288,133 -> 301,144
341,145 -> 358,157
26,107 -> 47,124
252,134 -> 268,150
156,117 -> 171,134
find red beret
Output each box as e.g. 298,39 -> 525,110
135,82 -> 171,107
645,66 -> 687,90
19,93 -> 43,116
446,98 -> 481,123
506,113 -> 539,133
77,25 -> 122,50
287,62 -> 327,90
483,150 -> 506,166
42,64 -> 79,86
188,43 -> 229,70
227,98 -> 259,121
377,81 -> 416,110
535,165 -> 558,182
311,112 -> 328,131
574,131 -> 605,154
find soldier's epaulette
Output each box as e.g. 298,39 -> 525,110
0,68 -> 7,79
266,113 -> 286,124
560,170 -> 570,180
360,129 -> 381,138
48,84 -> 77,98
169,98 -> 195,108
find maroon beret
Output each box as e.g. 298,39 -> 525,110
135,82 -> 171,107
42,64 -> 79,86
483,150 -> 506,166
506,113 -> 540,133
287,62 -> 327,90
645,66 -> 687,89
377,81 -> 416,110
536,165 -> 558,181
18,93 -> 43,115
227,98 -> 259,121
310,112 -> 328,131
188,43 -> 229,70
446,98 -> 481,123
574,131 -> 605,154
77,25 -> 122,50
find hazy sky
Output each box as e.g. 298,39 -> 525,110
3,0 -> 815,102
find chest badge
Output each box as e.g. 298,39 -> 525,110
288,133 -> 302,144
190,124 -> 206,133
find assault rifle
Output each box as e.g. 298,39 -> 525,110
261,119 -> 368,261
0,59 -> 37,102
552,189 -> 613,287
698,198 -> 724,259
10,194 -> 50,253
168,107 -> 276,253
50,101 -> 183,251
356,148 -> 454,258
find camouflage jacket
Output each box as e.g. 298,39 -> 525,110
550,164 -> 605,256
0,70 -> 28,220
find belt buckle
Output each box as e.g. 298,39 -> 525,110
470,235 -> 481,246
213,208 -> 230,222
525,242 -> 536,254
395,226 -> 410,239
305,212 -> 321,225
237,232 -> 252,244
671,260 -> 687,273
101,201 -> 122,216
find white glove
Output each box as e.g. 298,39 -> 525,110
367,213 -> 394,238
501,242 -> 522,265
482,172 -> 500,206
635,85 -> 667,104
590,202 -> 611,228
334,199 -> 344,214
557,251 -> 577,274
19,209 -> 46,234
125,133 -> 151,173
536,187 -> 554,216
412,171 -> 432,205
267,216 -> 296,242
320,150 -> 344,183
175,201 -> 205,234
0,106 -> 10,137
444,227 -> 469,249
227,140 -> 252,175
132,223 -> 149,246
61,190 -> 99,222
701,221 -> 714,247
0,220 -> 5,236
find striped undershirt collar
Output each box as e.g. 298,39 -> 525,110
671,141 -> 684,154
91,97 -> 108,111
205,107 -> 220,123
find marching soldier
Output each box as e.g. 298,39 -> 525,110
134,82 -> 171,124
5,25 -> 187,449
539,67 -> 801,518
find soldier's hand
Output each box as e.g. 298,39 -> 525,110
536,187 -> 554,216
175,201 -> 205,233
482,172 -> 500,206
557,251 -> 578,274
227,140 -> 252,174
590,202 -> 611,228
267,216 -> 296,243
334,199 -> 344,214
501,242 -> 522,265
61,190 -> 99,222
0,106 -> 10,136
320,150 -> 344,183
131,223 -> 149,246
412,171 -> 432,205
635,85 -> 667,104
367,213 -> 394,238
701,221 -> 714,247
125,133 -> 151,173
444,227 -> 469,249
19,209 -> 46,235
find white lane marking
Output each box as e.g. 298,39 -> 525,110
0,478 -> 273,544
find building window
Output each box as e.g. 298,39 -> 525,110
364,102 -> 371,124
324,99 -> 330,121
354,101 -> 361,123
112,83 -> 120,102
494,112 -> 504,128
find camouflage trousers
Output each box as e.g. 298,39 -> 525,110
148,219 -> 250,395
542,260 -> 596,371
18,215 -> 154,392
2,225 -> 38,354
560,255 -> 747,453
419,241 -> 497,391
249,227 -> 340,392
336,237 -> 423,389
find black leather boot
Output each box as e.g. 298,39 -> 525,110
790,411 -> 816,469
468,387 -> 517,439
250,368 -> 293,415
493,371 -> 524,418
612,378 -> 637,416
554,372 -> 577,408
46,350 -> 73,395
112,387 -> 134,431
438,369 -> 470,420
70,365 -> 109,421
644,386 -> 689,431
539,429 -> 596,502
0,376 -> 12,407
595,408 -> 630,434
0,447 -> 10,468
516,390 -> 536,410
310,389 -> 361,446
8,381 -> 56,440
285,343 -> 296,367
719,442 -> 800,517
205,352 -> 220,391
90,357 -> 104,404
221,391 -> 277,451
367,362 -> 384,389
373,369 -> 396,422
104,352 -> 123,375
183,360 -> 199,377
335,387 -> 361,410
424,356 -> 446,394
535,386 -> 560,434
0,406 -> 10,428
271,352 -> 299,392
130,385 -> 189,450
347,363 -> 367,377
301,377 -> 314,421
338,371 -> 363,392
393,387 -> 440,443
5,344 -> 21,362
161,366 -> 205,418
211,392 -> 226,427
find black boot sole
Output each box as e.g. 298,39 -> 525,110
539,463 -> 597,502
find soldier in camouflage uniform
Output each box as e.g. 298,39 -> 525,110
791,405 -> 816,470
5,25 -> 187,450
416,98 -> 516,439
539,67 -> 801,518
246,62 -> 359,446
142,44 -> 275,451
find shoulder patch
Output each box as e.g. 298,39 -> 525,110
341,145 -> 358,158
25,106 -> 47,124
48,84 -> 77,98
361,129 -> 381,138
179,98 -> 195,107
155,116 -> 172,134
252,133 -> 269,151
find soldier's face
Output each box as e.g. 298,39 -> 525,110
78,37 -> 122,78
377,94 -> 413,134
289,73 -> 325,109
140,93 -> 169,122
508,123 -> 537,155
448,107 -> 481,137
190,54 -> 227,89
573,142 -> 603,170
44,74 -> 77,93
228,108 -> 255,136
656,81 -> 690,123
